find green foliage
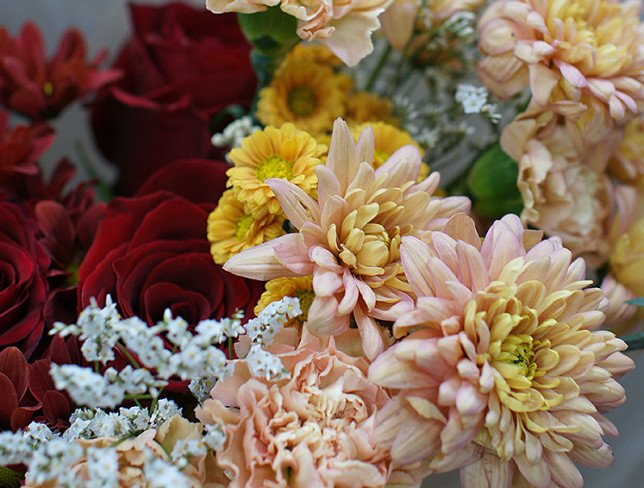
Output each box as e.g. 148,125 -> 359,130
467,143 -> 523,220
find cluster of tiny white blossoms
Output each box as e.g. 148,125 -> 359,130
456,83 -> 502,122
211,115 -> 261,153
242,296 -> 301,381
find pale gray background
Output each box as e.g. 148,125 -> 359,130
0,1 -> 642,486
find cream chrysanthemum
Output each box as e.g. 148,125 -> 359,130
226,123 -> 326,219
478,0 -> 644,142
208,189 -> 286,265
224,118 -> 470,359
369,214 -> 634,488
257,61 -> 347,137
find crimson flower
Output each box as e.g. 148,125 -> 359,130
0,23 -> 121,120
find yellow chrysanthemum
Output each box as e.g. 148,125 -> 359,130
350,122 -> 427,177
610,218 -> 644,296
283,44 -> 343,67
256,61 -> 346,136
255,276 -> 315,328
208,189 -> 285,264
608,116 -> 644,185
226,123 -> 326,218
345,92 -> 398,126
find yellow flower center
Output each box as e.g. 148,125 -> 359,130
295,289 -> 315,323
43,81 -> 54,97
287,86 -> 318,117
256,155 -> 294,182
373,149 -> 390,169
234,213 -> 255,240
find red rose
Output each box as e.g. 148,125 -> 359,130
78,159 -> 263,326
0,200 -> 49,357
91,3 -> 256,195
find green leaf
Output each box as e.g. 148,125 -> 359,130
626,297 -> 644,307
467,144 -> 523,220
621,332 -> 644,350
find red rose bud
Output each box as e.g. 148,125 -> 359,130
91,3 -> 257,195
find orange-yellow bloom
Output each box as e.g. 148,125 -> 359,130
224,118 -> 470,359
369,214 -> 634,488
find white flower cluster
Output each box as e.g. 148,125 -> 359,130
455,83 -> 502,122
211,115 -> 261,152
64,400 -> 180,441
245,296 -> 301,347
86,447 -> 118,488
48,297 -> 250,407
50,363 -> 164,408
144,454 -> 192,488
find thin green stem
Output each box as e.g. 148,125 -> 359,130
622,332 -> 644,350
364,44 -> 392,92
124,394 -> 154,401
228,337 -> 234,360
117,343 -> 141,369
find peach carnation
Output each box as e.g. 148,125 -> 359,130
368,214 -> 635,488
206,0 -> 391,66
478,0 -> 644,142
501,110 -> 619,266
196,344 -> 423,487
224,118 -> 470,359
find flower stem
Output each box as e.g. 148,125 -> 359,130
622,332 -> 644,350
364,43 -> 392,92
117,343 -> 141,369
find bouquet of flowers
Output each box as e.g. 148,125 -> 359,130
0,0 -> 642,487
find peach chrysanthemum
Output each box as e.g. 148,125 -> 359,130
346,92 -> 398,126
224,118 -> 470,359
24,416 -> 216,488
608,115 -> 644,185
478,0 -> 644,142
196,343 -> 424,488
208,189 -> 286,265
501,110 -> 618,266
206,0 -> 391,66
257,61 -> 347,137
368,214 -> 635,488
226,123 -> 326,219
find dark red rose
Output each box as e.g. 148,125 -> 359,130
91,3 -> 256,195
78,159 -> 263,327
0,23 -> 120,120
0,201 -> 49,357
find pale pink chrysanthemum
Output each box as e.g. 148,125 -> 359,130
368,214 -> 635,488
224,118 -> 470,359
196,342 -> 425,487
478,0 -> 644,143
206,0 -> 391,67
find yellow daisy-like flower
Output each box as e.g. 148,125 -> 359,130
226,123 -> 327,219
208,189 -> 285,265
345,92 -> 398,126
611,218 -> 644,297
350,122 -> 426,172
283,44 -> 343,67
255,275 -> 315,327
256,61 -> 346,136
608,116 -> 644,185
